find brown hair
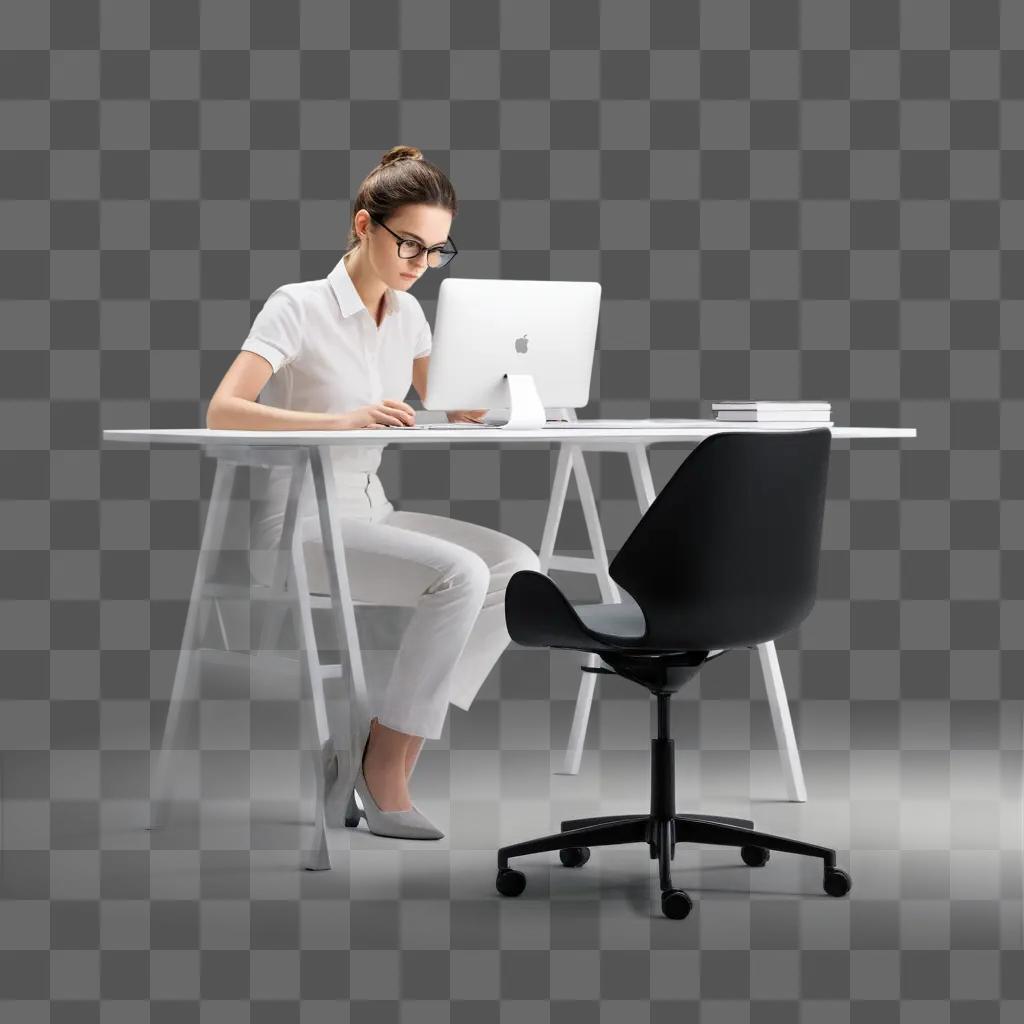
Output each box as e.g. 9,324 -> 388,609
345,145 -> 458,253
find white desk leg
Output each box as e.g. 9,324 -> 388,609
538,441 -> 574,571
626,444 -> 657,511
756,641 -> 807,802
571,445 -> 622,607
559,670 -> 597,778
555,444 -> 623,776
309,447 -> 374,834
257,572 -> 290,657
149,459 -> 237,830
539,442 -> 597,776
273,452 -> 335,869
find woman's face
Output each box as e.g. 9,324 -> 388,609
357,204 -> 453,291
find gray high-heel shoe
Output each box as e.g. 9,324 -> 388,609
352,766 -> 444,840
343,755 -> 436,831
345,729 -> 444,840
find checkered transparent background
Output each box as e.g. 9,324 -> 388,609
2,0 -> 1024,1019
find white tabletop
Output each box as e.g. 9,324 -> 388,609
102,421 -> 917,447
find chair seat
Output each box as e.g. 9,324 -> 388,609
573,596 -> 647,642
506,569 -> 652,652
505,571 -> 721,696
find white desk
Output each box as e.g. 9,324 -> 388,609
104,417 -> 916,869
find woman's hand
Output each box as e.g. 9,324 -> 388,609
446,409 -> 488,423
344,399 -> 417,428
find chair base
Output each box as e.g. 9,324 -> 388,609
496,811 -> 852,919
495,690 -> 852,920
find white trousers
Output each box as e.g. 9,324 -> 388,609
250,471 -> 540,740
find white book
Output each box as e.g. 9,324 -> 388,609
716,410 -> 832,421
712,400 -> 831,411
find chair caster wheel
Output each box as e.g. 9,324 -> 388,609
741,845 -> 770,867
661,889 -> 693,920
559,846 -> 590,868
496,868 -> 526,898
823,867 -> 851,897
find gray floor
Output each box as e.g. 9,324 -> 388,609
2,647 -> 1021,1019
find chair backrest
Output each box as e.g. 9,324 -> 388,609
608,429 -> 832,651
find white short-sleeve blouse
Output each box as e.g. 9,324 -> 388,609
240,254 -> 432,530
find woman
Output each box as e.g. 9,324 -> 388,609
206,146 -> 541,840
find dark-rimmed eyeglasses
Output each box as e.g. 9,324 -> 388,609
369,214 -> 458,269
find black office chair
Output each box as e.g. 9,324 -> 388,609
496,428 -> 851,919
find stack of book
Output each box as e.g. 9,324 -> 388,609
711,401 -> 833,427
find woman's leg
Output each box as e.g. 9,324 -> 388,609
363,715 -> 423,805
284,514 -> 492,805
389,505 -> 541,784
250,507 -> 537,798
404,734 -> 424,781
380,510 -> 541,713
362,715 -> 419,811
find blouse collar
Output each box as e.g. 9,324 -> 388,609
328,254 -> 398,320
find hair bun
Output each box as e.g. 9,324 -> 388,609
379,145 -> 423,168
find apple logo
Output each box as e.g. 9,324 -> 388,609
515,333 -> 529,354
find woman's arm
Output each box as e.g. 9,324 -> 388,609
412,353 -> 429,402
207,352 -> 352,431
